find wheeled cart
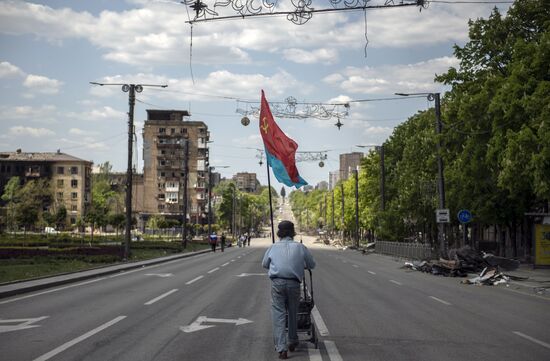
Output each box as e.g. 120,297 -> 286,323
294,269 -> 318,349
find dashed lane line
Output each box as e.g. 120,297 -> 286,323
307,343 -> 322,361
221,262 -> 230,267
207,267 -> 220,274
32,316 -> 126,361
311,306 -> 330,336
513,331 -> 550,350
429,296 -> 452,306
389,280 -> 402,286
368,271 -> 376,275
352,264 -> 359,268
144,289 -> 178,305
324,340 -> 344,361
185,275 -> 204,285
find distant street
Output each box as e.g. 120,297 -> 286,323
1,200 -> 549,360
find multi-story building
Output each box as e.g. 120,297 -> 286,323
0,150 -> 92,225
339,152 -> 364,181
99,171 -> 145,214
142,109 -> 209,224
232,172 -> 258,193
329,171 -> 339,190
315,181 -> 328,191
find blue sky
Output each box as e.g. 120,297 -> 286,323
0,0 -> 511,188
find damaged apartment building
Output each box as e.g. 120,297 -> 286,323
141,109 -> 210,227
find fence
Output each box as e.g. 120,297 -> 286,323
375,241 -> 434,260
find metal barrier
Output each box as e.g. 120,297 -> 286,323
375,241 -> 434,260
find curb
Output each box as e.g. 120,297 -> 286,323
0,248 -> 213,300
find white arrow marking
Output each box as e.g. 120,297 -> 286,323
0,316 -> 49,333
145,273 -> 173,278
236,273 -> 267,277
180,316 -> 253,333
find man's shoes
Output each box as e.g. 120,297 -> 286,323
288,342 -> 299,352
278,351 -> 288,359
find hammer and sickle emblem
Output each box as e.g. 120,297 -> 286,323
261,117 -> 269,134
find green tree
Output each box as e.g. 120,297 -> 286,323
1,176 -> 21,232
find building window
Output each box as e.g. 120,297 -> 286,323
70,167 -> 78,175
71,179 -> 78,188
160,160 -> 166,166
71,205 -> 78,212
160,172 -> 165,177
57,179 -> 64,188
161,150 -> 166,155
70,217 -> 76,225
180,128 -> 187,134
166,192 -> 178,203
158,204 -> 165,211
71,192 -> 78,200
158,194 -> 165,200
171,128 -> 175,134
0,165 -> 4,173
57,192 -> 63,200
159,127 -> 166,133
57,166 -> 64,175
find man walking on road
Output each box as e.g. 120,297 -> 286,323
262,220 -> 316,359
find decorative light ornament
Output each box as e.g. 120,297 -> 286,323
241,116 -> 250,126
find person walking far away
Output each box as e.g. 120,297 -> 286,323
262,220 -> 316,360
220,233 -> 226,252
209,232 -> 218,252
247,233 -> 251,246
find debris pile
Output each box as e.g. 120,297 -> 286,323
403,245 -> 521,286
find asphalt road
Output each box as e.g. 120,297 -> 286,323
0,201 -> 549,360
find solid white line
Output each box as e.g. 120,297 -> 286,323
513,331 -> 550,349
185,275 -> 204,285
221,262 -> 230,267
368,271 -> 376,275
324,340 -> 344,361
307,343 -> 322,361
389,280 -> 402,285
32,316 -> 126,361
311,306 -> 330,336
429,296 -> 452,306
144,289 -> 178,305
207,267 -> 220,274
0,278 -> 107,305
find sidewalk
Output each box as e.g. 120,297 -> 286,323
502,264 -> 550,295
0,248 -> 212,300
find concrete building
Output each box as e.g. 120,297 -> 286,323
102,172 -> 145,214
315,181 -> 328,191
0,150 -> 92,225
232,172 -> 259,193
142,109 -> 209,224
339,152 -> 364,181
329,171 -> 339,190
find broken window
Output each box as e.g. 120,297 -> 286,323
70,167 -> 78,175
57,179 -> 64,188
71,192 -> 78,200
71,179 -> 78,188
57,166 -> 64,175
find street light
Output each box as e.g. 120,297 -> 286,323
395,92 -> 447,256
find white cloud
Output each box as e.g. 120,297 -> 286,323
23,74 -> 63,94
324,56 -> 458,94
9,126 -> 55,137
283,48 -> 338,65
0,61 -> 24,78
69,128 -> 98,136
66,106 -> 126,122
0,104 -> 58,123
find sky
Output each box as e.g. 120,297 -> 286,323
0,0 -> 511,190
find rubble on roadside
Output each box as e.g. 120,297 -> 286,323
402,245 -> 523,286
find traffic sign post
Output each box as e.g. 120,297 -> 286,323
457,209 -> 473,247
436,209 -> 450,223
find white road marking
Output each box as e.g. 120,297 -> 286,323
429,296 -> 452,306
236,273 -> 267,277
0,316 -> 49,333
144,289 -> 178,305
0,278 -> 106,305
352,264 -> 359,268
207,267 -> 220,274
221,262 -> 230,267
144,273 -> 173,278
307,343 -> 322,361
32,316 -> 126,361
368,271 -> 376,275
231,259 -> 236,262
389,280 -> 402,285
324,340 -> 344,361
181,316 -> 253,333
185,275 -> 204,285
513,331 -> 550,349
311,306 -> 330,336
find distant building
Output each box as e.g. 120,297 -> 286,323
142,109 -> 209,224
329,171 -> 339,190
232,172 -> 259,193
0,150 -> 92,225
315,181 -> 328,191
100,172 -> 145,213
339,152 -> 364,181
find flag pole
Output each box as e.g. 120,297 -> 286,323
266,157 -> 276,244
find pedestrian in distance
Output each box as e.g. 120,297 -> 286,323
247,233 -> 251,246
220,233 -> 226,252
209,232 -> 218,252
262,220 -> 316,360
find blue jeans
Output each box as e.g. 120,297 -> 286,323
270,278 -> 300,352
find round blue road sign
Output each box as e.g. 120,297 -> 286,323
457,209 -> 472,224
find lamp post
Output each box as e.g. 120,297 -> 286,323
90,82 -> 167,260
395,92 -> 447,256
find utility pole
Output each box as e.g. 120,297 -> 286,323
331,190 -> 335,237
354,168 -> 359,248
379,145 -> 385,211
182,138 -> 189,249
90,82 -> 167,260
